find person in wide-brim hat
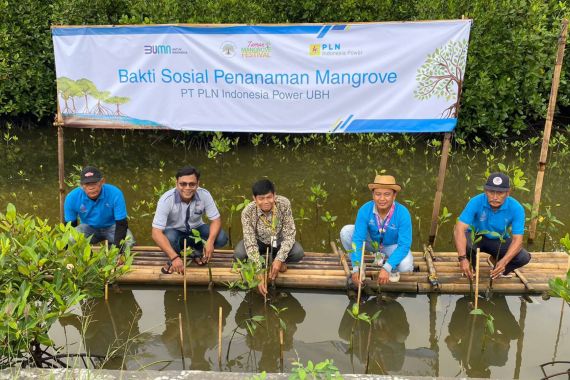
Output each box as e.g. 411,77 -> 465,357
340,173 -> 414,286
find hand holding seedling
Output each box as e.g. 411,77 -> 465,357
351,271 -> 363,286
203,240 -> 215,263
490,258 -> 507,279
377,268 -> 390,284
270,259 -> 283,280
460,259 -> 473,278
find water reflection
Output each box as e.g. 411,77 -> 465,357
445,295 -> 522,378
60,290 -> 143,368
338,296 -> 437,376
162,289 -> 232,370
232,291 -> 305,372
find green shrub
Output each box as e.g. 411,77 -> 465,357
1,0 -> 569,137
0,203 -> 134,367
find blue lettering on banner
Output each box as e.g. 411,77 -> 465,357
118,69 -> 156,83
144,45 -> 172,54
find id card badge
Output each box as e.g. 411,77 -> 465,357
271,235 -> 278,249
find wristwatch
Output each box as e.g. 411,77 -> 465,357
458,255 -> 467,262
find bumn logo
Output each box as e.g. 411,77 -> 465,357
144,45 -> 172,55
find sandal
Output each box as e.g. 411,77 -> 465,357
161,260 -> 173,274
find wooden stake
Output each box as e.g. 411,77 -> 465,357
104,240 -> 109,301
178,312 -> 185,369
265,247 -> 269,303
474,248 -> 480,309
356,244 -> 366,307
183,239 -> 187,302
529,19 -> 568,242
218,306 -> 223,369
279,328 -> 284,372
429,132 -> 452,246
331,241 -> 350,276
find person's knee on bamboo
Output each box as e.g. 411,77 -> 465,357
340,174 -> 414,285
454,172 -> 531,279
64,166 -> 135,251
234,179 -> 304,295
151,165 -> 228,274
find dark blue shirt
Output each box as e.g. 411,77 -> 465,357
64,184 -> 128,228
458,193 -> 525,239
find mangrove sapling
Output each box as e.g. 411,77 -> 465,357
269,304 -> 288,372
227,198 -> 250,247
469,308 -> 496,352
0,204 -> 134,368
294,208 -> 309,244
548,233 -> 570,305
189,228 -> 213,289
346,307 -> 381,374
308,183 -> 328,221
290,358 -> 343,380
321,210 -> 337,247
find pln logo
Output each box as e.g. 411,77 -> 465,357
144,45 -> 172,55
309,43 -> 342,56
309,44 -> 321,56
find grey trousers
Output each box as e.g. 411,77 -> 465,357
234,239 -> 304,263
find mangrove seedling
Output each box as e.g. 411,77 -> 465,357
548,233 -> 570,305
294,208 -> 309,244
470,308 -> 495,352
321,210 -> 337,246
189,228 -> 213,289
290,359 -> 343,380
227,197 -> 251,247
308,183 -> 328,221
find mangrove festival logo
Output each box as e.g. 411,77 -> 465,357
241,41 -> 272,58
220,41 -> 237,58
143,44 -> 188,55
309,43 -> 362,57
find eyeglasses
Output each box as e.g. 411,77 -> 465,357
178,182 -> 198,189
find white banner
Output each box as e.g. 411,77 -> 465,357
52,21 -> 471,133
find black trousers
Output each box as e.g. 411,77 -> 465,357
465,232 -> 531,274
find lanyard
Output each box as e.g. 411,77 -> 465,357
375,203 -> 395,246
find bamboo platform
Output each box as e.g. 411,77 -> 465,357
117,245 -> 570,294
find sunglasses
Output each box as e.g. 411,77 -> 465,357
178,181 -> 198,189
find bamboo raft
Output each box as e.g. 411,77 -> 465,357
117,245 -> 569,294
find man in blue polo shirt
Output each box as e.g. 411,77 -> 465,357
454,172 -> 531,279
64,166 -> 134,249
340,174 -> 414,285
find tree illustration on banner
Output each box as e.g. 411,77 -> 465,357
414,39 -> 468,118
105,96 -> 131,116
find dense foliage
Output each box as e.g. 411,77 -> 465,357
0,0 -> 568,137
0,204 -> 134,368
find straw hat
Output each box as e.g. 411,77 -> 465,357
368,175 -> 401,192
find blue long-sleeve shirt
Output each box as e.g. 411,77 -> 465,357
350,200 -> 412,272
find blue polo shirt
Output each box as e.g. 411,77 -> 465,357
458,193 -> 525,239
351,200 -> 412,270
64,184 -> 128,229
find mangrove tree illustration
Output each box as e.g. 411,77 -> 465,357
56,77 -> 131,116
414,39 -> 468,118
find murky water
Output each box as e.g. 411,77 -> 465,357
1,126 -> 570,252
2,125 -> 570,378
49,287 -> 569,379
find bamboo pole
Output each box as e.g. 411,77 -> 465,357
428,132 -> 452,246
104,241 -> 109,301
264,247 -> 269,303
331,241 -> 351,276
55,103 -> 65,223
279,329 -> 284,373
218,306 -> 222,369
528,19 -> 569,242
474,248 -> 480,309
183,240 -> 187,301
513,268 -> 535,292
356,244 -> 365,308
513,299 -> 527,379
178,312 -> 185,369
